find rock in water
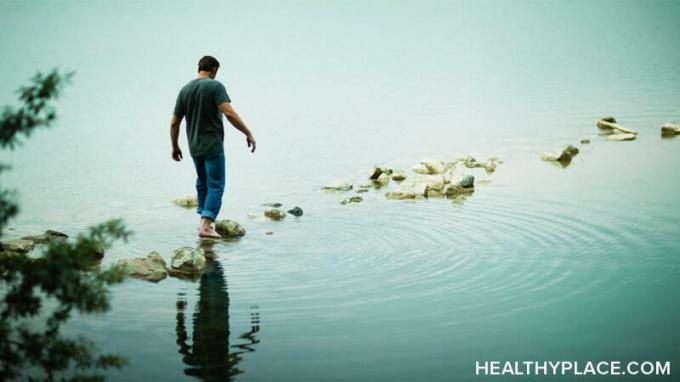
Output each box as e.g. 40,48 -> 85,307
264,208 -> 286,220
368,166 -> 393,180
215,219 -> 246,237
22,229 -> 68,244
661,122 -> 680,136
169,247 -> 206,279
0,239 -> 35,253
445,164 -> 474,187
601,115 -> 617,123
412,163 -> 430,174
391,172 -> 406,181
341,196 -> 363,205
413,158 -> 446,174
117,251 -> 168,282
287,206 -> 304,216
172,195 -> 198,208
580,138 -> 591,144
564,145 -> 579,156
418,174 -> 446,192
461,156 -> 480,169
484,160 -> 496,173
385,181 -> 428,200
444,184 -> 475,198
596,119 -> 639,135
459,174 -> 475,188
541,144 -> 579,163
322,180 -> 353,191
373,172 -> 390,187
607,133 -> 636,141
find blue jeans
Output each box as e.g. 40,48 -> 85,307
192,152 -> 225,221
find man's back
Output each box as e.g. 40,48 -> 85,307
174,78 -> 230,157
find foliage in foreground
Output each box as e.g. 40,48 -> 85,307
0,70 -> 130,381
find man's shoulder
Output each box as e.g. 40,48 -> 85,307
204,79 -> 226,89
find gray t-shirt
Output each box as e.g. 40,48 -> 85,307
173,78 -> 231,157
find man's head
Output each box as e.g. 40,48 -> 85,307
198,56 -> 220,79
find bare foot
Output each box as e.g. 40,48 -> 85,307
198,226 -> 221,239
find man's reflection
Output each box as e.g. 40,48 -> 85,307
176,242 -> 260,381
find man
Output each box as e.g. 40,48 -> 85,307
171,55 -> 256,239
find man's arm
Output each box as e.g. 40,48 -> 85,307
219,102 -> 256,153
170,114 -> 183,161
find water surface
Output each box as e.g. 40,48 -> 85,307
1,1 -> 679,381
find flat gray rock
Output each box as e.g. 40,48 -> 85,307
169,247 -> 206,279
117,251 -> 168,282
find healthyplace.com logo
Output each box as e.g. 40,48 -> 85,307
475,361 -> 671,377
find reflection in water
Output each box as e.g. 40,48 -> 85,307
175,242 -> 260,381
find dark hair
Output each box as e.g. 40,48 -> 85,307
198,56 -> 220,72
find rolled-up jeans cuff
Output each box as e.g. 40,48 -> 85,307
201,211 -> 217,221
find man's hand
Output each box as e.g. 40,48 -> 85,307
172,147 -> 183,161
219,102 -> 256,153
247,135 -> 256,153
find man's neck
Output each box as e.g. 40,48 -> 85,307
198,71 -> 213,79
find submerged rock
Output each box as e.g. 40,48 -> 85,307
661,122 -> 680,136
117,251 -> 168,282
287,206 -> 303,216
607,133 -> 636,141
385,181 -> 428,200
341,196 -> 364,205
169,247 -> 206,279
22,230 -> 68,244
172,195 -> 198,208
215,219 -> 246,237
580,138 -> 591,144
264,208 -> 286,220
356,188 -> 368,193
0,239 -> 35,253
391,172 -> 406,181
601,116 -> 617,123
322,180 -> 353,191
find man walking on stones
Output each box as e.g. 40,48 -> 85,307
170,56 -> 256,238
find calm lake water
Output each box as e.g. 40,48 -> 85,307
1,1 -> 679,381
